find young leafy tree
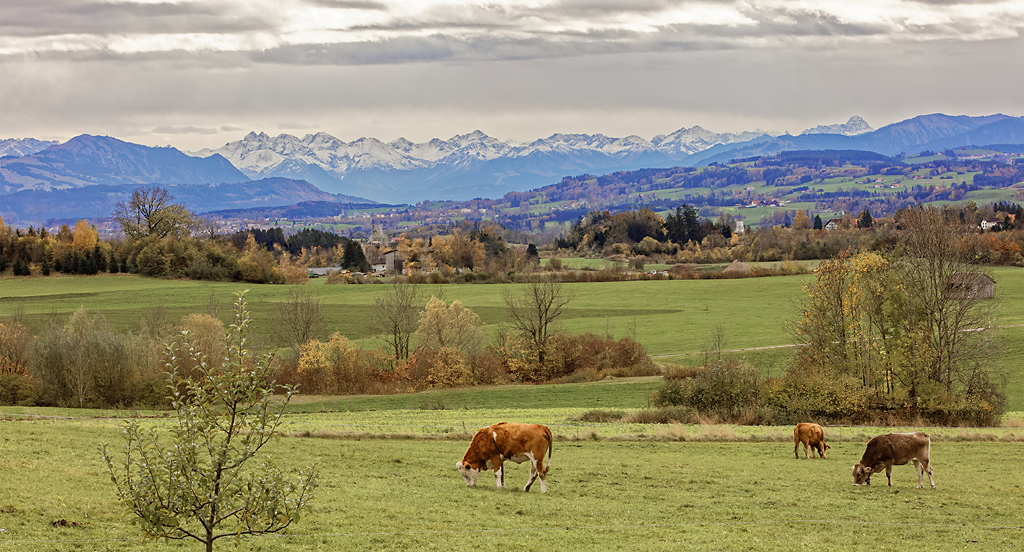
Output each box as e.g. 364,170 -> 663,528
103,292 -> 318,552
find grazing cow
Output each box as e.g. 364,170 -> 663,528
852,432 -> 935,488
456,422 -> 552,493
793,422 -> 830,459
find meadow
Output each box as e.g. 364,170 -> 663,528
2,263 -> 1024,550
5,265 -> 1021,350
2,381 -> 1023,552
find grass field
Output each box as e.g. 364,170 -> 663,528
3,266 -> 1023,407
2,392 -> 1023,552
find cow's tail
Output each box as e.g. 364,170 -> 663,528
545,426 -> 553,469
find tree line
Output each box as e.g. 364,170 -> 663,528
0,280 -> 654,408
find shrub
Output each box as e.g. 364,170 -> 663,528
572,409 -> 626,423
296,333 -> 377,395
423,347 -> 472,389
31,308 -> 152,408
651,360 -> 761,421
0,373 -> 38,405
762,369 -> 870,424
625,406 -> 696,424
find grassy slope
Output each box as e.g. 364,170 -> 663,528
2,266 -> 1022,407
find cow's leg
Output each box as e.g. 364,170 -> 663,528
537,457 -> 547,493
495,460 -> 505,489
523,452 -> 539,492
885,463 -> 893,486
913,460 -> 935,489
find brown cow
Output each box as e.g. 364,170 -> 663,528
456,422 -> 552,493
793,422 -> 830,459
852,432 -> 935,488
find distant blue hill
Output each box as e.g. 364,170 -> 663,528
692,114 -> 1023,166
0,134 -> 248,195
0,178 -> 364,227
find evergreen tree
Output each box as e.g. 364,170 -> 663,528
813,214 -> 823,230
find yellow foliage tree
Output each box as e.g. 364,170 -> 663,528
297,333 -> 366,394
72,219 -> 98,251
416,296 -> 486,356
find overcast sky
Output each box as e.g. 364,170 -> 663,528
2,0 -> 1022,151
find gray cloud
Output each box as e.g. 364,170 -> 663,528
1,1 -> 1021,152
151,125 -> 223,135
0,0 -> 275,38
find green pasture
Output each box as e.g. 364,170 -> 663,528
1,411 -> 1022,552
0,272 -> 822,355
548,257 -> 627,269
2,267 -> 1022,408
2,266 -> 1022,356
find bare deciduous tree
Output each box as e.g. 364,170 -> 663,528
703,324 -> 728,364
503,280 -> 574,364
113,186 -> 199,240
274,288 -> 326,356
371,283 -> 421,362
894,206 -> 998,393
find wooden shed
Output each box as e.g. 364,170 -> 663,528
946,272 -> 996,299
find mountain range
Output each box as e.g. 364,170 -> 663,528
191,125 -> 768,203
1,113 -> 1021,225
192,114 -> 1020,202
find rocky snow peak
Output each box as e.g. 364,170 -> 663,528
801,116 -> 873,136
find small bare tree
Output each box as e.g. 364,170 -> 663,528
274,288 -> 326,356
370,283 -> 421,362
503,280 -> 574,364
703,324 -> 728,364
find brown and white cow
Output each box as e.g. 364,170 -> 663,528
852,432 -> 935,488
793,422 -> 830,459
456,422 -> 552,493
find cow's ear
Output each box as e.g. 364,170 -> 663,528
864,467 -> 873,473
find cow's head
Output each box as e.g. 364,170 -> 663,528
852,463 -> 873,486
456,461 -> 481,486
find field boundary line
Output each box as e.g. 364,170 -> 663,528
652,322 -> 1024,358
1,412 -> 1017,433
4,518 -> 1021,545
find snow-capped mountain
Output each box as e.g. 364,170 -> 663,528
0,138 -> 59,158
801,116 -> 873,136
192,126 -> 771,202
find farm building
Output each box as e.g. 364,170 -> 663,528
946,272 -> 996,299
381,249 -> 405,273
